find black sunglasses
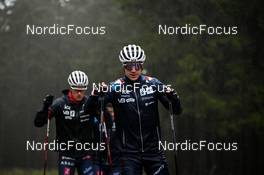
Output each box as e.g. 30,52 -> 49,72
123,63 -> 143,71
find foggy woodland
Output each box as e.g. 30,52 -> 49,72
0,0 -> 263,174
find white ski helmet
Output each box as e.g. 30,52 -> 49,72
119,44 -> 146,65
68,70 -> 89,90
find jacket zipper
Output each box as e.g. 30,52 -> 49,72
134,91 -> 144,152
122,130 -> 126,146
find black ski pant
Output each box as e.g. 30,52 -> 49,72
121,150 -> 170,175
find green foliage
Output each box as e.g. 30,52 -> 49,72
114,0 -> 264,137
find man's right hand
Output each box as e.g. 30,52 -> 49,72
42,95 -> 54,111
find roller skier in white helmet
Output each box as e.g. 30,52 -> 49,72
34,70 -> 99,175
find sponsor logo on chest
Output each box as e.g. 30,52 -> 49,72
140,86 -> 155,96
62,104 -> 85,120
118,97 -> 135,104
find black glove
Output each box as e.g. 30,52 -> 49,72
34,111 -> 48,127
165,87 -> 179,101
42,95 -> 54,111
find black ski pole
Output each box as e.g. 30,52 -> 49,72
168,101 -> 179,175
43,108 -> 52,175
98,98 -> 113,174
98,84 -> 113,174
99,96 -> 113,174
98,96 -> 103,175
102,116 -> 113,171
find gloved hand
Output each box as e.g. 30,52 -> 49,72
164,86 -> 179,100
42,95 -> 54,111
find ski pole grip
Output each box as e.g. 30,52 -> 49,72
43,95 -> 54,111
